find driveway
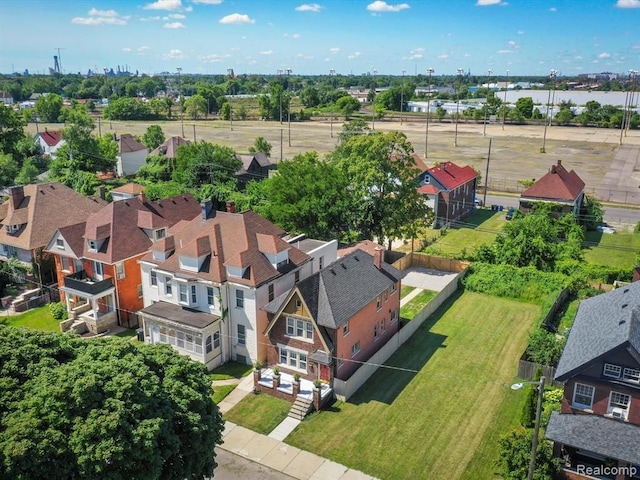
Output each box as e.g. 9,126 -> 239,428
401,266 -> 459,292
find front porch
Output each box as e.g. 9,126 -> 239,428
254,368 -> 333,414
61,270 -> 117,335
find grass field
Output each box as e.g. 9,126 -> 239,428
583,230 -> 640,268
212,384 -> 237,405
400,285 -> 416,299
223,392 -> 291,435
210,361 -> 253,381
400,289 -> 438,320
421,210 -> 506,258
285,291 -> 539,480
0,306 -> 58,331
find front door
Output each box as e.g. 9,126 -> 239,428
320,363 -> 330,382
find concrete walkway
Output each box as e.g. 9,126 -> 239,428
400,287 -> 423,307
216,374 -> 378,480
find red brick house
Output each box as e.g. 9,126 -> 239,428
519,160 -> 585,216
45,193 -> 200,334
417,161 -> 478,228
546,282 -> 640,479
262,249 -> 403,390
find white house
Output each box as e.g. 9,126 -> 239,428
116,134 -> 148,177
34,130 -> 65,158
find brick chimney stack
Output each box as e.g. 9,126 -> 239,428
373,247 -> 383,270
9,185 -> 24,209
226,201 -> 236,213
139,191 -> 147,204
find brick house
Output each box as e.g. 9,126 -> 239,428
0,183 -> 106,285
45,193 -> 200,334
418,161 -> 478,228
137,202 -> 337,370
519,160 -> 585,216
546,283 -> 640,479
262,249 -> 403,388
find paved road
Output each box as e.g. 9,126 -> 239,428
210,448 -> 296,480
482,193 -> 640,227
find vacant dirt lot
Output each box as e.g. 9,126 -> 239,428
28,116 -> 640,204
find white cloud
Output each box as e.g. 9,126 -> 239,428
144,0 -> 183,10
200,53 -> 231,63
260,50 -> 274,55
219,13 -> 255,24
598,52 -> 611,58
632,44 -> 640,49
437,54 -> 449,59
72,9 -> 128,26
549,6 -> 557,11
122,47 -> 132,52
140,16 -> 161,21
138,46 -> 151,51
192,0 -> 223,4
169,13 -> 186,18
498,49 -> 513,54
476,0 -> 507,5
366,1 -> 409,12
329,47 -> 340,54
291,33 -> 301,39
616,0 -> 640,7
408,53 -> 423,60
164,22 -> 185,28
295,3 -> 323,12
162,49 -> 185,59
517,30 -> 524,34
88,8 -> 119,17
347,51 -> 361,59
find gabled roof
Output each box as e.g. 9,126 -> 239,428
417,184 -> 439,195
111,183 -> 145,196
143,209 -> 311,287
51,222 -> 87,258
118,134 -> 147,154
426,161 -> 477,191
265,249 -> 404,330
149,136 -> 190,158
80,194 -> 200,264
0,183 -> 106,251
35,130 -> 62,147
337,240 -> 383,258
555,282 -> 640,381
521,160 -> 585,202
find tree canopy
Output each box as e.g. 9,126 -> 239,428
0,326 -> 223,480
142,125 -> 166,150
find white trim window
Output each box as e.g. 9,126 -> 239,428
237,324 -> 246,345
56,238 -> 64,249
236,289 -> 244,308
623,367 -> 640,384
351,341 -> 360,358
116,262 -> 125,280
278,345 -> 308,372
206,331 -> 221,354
603,363 -> 621,378
390,309 -> 398,324
608,391 -> 631,419
343,321 -> 349,337
374,323 -> 379,340
61,256 -> 70,272
572,383 -> 595,409
286,316 -> 313,341
150,270 -> 158,287
179,284 -> 189,304
190,284 -> 197,304
165,277 -> 172,296
207,287 -> 216,307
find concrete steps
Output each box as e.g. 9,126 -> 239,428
288,396 -> 313,420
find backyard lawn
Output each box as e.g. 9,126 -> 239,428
285,291 -> 539,480
400,285 -> 416,299
223,392 -> 291,435
421,210 -> 506,257
400,289 -> 438,320
583,230 -> 640,268
0,306 -> 59,331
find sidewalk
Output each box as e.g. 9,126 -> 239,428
216,375 -> 378,480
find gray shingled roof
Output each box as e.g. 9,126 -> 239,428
555,283 -> 640,381
297,250 -> 403,329
546,411 -> 640,465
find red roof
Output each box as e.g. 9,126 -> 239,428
417,184 -> 439,195
427,161 -> 477,190
521,161 -> 585,202
37,130 -> 62,147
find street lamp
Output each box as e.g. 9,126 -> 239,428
502,69 -> 509,130
400,69 -> 406,125
454,68 -> 464,147
627,70 -> 638,138
425,67 -> 434,158
329,69 -> 336,138
511,377 -> 545,480
285,68 -> 292,147
541,69 -> 557,153
176,67 -> 184,137
277,69 -> 284,124
372,69 -> 377,131
483,69 -> 492,137
620,69 -> 638,145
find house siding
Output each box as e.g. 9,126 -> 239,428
111,255 -> 146,327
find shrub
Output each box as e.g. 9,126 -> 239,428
49,302 -> 68,321
525,328 -> 566,366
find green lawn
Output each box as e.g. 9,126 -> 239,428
285,291 -> 539,480
583,230 -> 640,268
210,361 -> 253,381
400,285 -> 417,299
558,298 -> 580,333
0,306 -> 59,331
223,392 -> 291,435
400,289 -> 438,320
421,210 -> 506,258
212,384 -> 237,404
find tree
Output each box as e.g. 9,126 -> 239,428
0,105 -> 26,159
97,133 -> 118,161
258,83 -> 288,121
300,86 -> 321,108
184,94 -> 207,120
34,93 -> 63,123
436,106 -> 447,122
14,157 -> 39,185
173,141 -> 241,190
248,136 -> 272,156
498,427 -> 560,480
526,328 -> 566,365
141,125 -> 165,150
337,119 -> 369,144
103,97 -> 153,120
0,326 -> 223,480
335,95 -> 360,118
0,152 -> 18,187
196,83 -> 225,114
514,97 -> 534,119
555,107 -> 574,125
220,102 -> 231,121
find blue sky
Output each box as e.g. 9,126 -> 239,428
1,0 -> 639,77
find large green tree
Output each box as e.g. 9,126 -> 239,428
498,427 -> 560,480
184,94 -> 207,120
142,125 -> 166,150
0,104 -> 26,159
173,141 -> 241,190
34,93 -> 63,122
248,136 -> 272,156
0,326 -> 223,480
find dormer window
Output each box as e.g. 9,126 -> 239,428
155,228 -> 166,240
88,239 -> 97,251
56,238 -> 64,249
603,363 -> 621,378
623,367 -> 640,383
5,224 -> 20,233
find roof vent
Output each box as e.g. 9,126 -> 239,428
624,288 -> 630,294
330,268 -> 336,275
341,263 -> 347,269
621,303 -> 628,309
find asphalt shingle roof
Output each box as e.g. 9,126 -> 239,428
521,161 -> 585,202
427,161 -> 477,191
546,411 -> 640,464
555,282 -> 640,381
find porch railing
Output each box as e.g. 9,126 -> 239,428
63,270 -> 113,296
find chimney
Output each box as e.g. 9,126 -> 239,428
139,191 -> 147,204
226,201 -> 236,213
200,200 -> 213,220
557,160 -> 562,167
9,185 -> 24,209
440,162 -> 446,171
98,185 -> 106,200
373,247 -> 383,270
551,165 -> 557,174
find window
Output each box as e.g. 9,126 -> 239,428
278,346 -> 308,371
190,284 -> 197,304
608,391 -> 631,418
88,239 -> 97,251
94,261 -> 103,277
376,295 -> 382,311
179,284 -> 188,303
286,316 -> 313,341
56,238 -> 64,249
150,270 -> 157,287
391,282 -> 397,294
213,331 -> 220,349
319,256 -> 324,270
155,228 -> 166,240
295,271 -> 300,284
165,277 -> 172,296
206,336 -> 212,354
61,256 -> 70,272
603,363 -> 621,378
206,332 -> 220,354
374,323 -> 379,340
391,309 -> 398,324
207,287 -> 215,306
137,284 -> 143,298
235,289 -> 244,308
237,324 -> 246,345
351,342 -> 360,357
623,368 -> 640,383
381,318 -> 386,333
116,262 -> 125,280
572,383 -> 595,409
343,321 -> 349,336
268,283 -> 274,302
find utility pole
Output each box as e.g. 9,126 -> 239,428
330,69 -> 336,138
483,69 -> 492,137
425,67 -> 434,158
277,69 -> 284,124
483,137 -> 491,207
286,68 -> 292,147
400,69 -> 405,124
502,70 -> 509,130
372,69 -> 377,131
176,67 -> 184,137
454,68 -> 463,147
541,69 -> 557,153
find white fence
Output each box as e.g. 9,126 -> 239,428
333,268 -> 467,401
